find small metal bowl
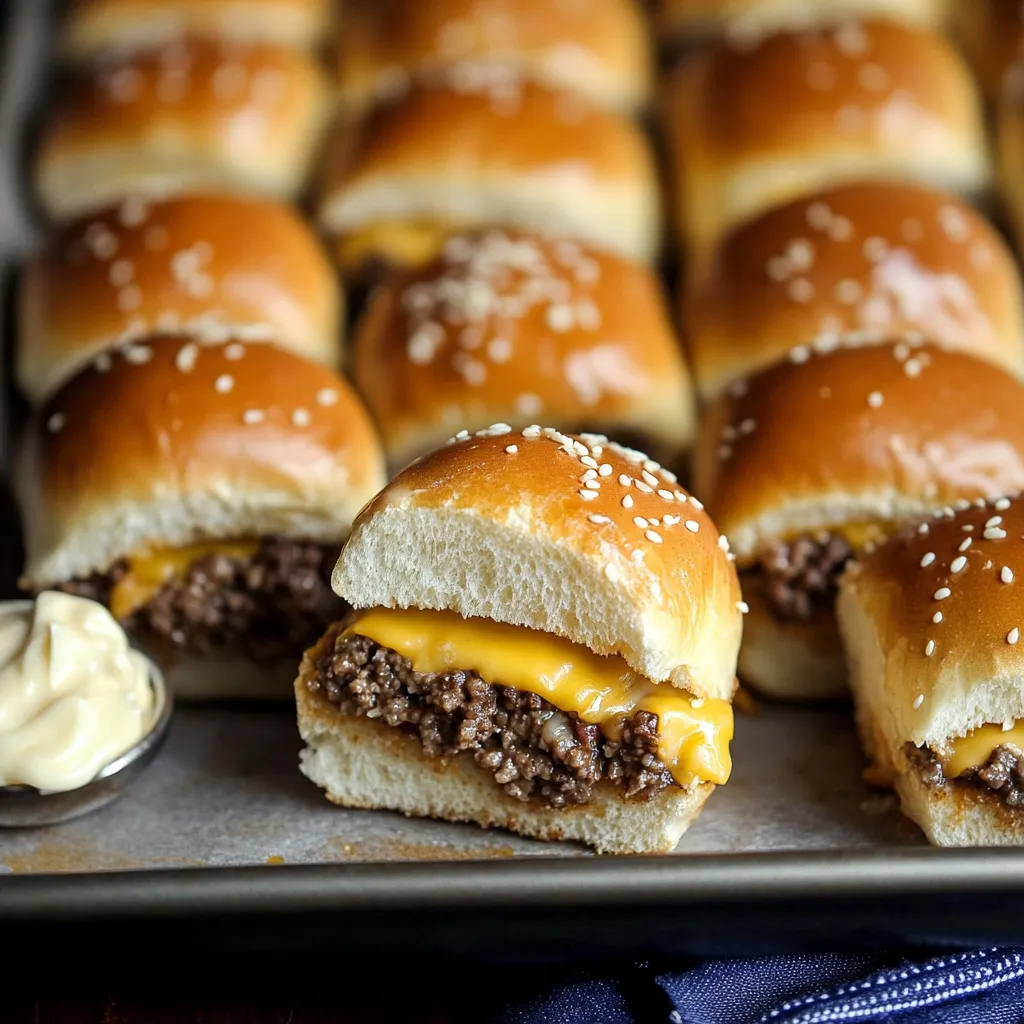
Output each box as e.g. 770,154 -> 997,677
0,654 -> 173,828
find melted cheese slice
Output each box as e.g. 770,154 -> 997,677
110,541 -> 260,620
346,608 -> 733,788
944,721 -> 1024,778
337,221 -> 453,272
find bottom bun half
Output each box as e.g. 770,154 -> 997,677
296,682 -> 714,855
737,589 -> 847,702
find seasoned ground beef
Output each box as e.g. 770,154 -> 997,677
56,538 -> 342,664
905,742 -> 1024,807
308,628 -> 678,808
758,534 -> 853,620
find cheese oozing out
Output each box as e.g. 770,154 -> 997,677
109,541 -> 260,621
336,220 -> 456,273
344,607 -> 734,788
943,721 -> 1024,780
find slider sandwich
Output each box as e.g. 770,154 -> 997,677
36,37 -> 330,222
19,192 -> 342,404
317,80 -> 661,284
696,342 -> 1024,701
336,0 -> 652,114
60,0 -> 334,59
662,20 -> 989,258
839,495 -> 1024,846
296,425 -> 742,853
685,182 -> 1024,400
353,229 -> 694,471
16,336 -> 385,699
656,0 -> 948,50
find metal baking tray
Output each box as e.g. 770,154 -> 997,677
3,0 -> 1024,960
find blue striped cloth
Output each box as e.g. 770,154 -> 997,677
493,949 -> 1024,1023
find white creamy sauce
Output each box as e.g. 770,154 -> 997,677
0,592 -> 155,792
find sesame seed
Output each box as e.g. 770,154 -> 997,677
589,514 -> 610,524
213,372 -> 234,393
621,495 -> 634,509
635,482 -> 653,494
546,305 -> 575,332
718,535 -> 730,551
918,523 -> 930,534
934,587 -> 951,600
863,236 -> 889,263
951,556 -> 967,573
835,279 -> 862,304
46,413 -> 65,433
920,552 -> 935,567
618,474 -> 632,487
598,464 -> 613,477
664,514 -> 681,526
685,520 -> 700,533
175,342 -> 199,372
1010,628 -> 1021,645
123,344 -> 152,364
986,528 -> 1008,540
963,525 -> 974,532
649,517 -> 661,527
987,516 -> 1004,528
925,640 -> 935,657
1003,566 -> 1015,583
789,345 -> 811,364
737,601 -> 750,614
738,418 -> 756,435
582,469 -> 598,481
867,391 -> 884,408
959,538 -> 973,552
314,388 -> 338,408
581,455 -> 598,469
933,612 -> 943,623
645,530 -> 662,544
578,490 -> 598,501
788,278 -> 815,304
913,694 -> 924,709
522,425 -> 542,438
994,498 -> 1012,510
633,516 -> 649,528
292,408 -> 311,427
242,409 -> 264,425
505,445 -> 518,454
641,470 -> 659,488
224,343 -> 245,361
583,480 -> 601,491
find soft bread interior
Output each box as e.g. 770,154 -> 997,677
333,505 -> 736,701
296,681 -> 713,854
738,588 -> 847,701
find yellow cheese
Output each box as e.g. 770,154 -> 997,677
337,221 -> 453,272
346,608 -> 733,788
109,541 -> 260,621
944,721 -> 1024,778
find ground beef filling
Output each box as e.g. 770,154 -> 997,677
57,538 -> 342,664
757,534 -> 853,620
905,742 -> 1024,808
308,628 -> 678,808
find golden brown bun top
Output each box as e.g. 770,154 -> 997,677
664,19 -> 981,170
340,424 -> 743,696
842,493 -> 1024,743
19,192 -> 341,403
40,35 -> 328,166
18,337 -> 385,585
657,0 -> 949,44
61,0 -> 333,58
352,230 -> 693,467
337,0 -> 653,112
686,182 -> 1024,398
320,80 -> 657,203
696,341 -> 1024,560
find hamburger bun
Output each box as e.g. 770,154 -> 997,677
19,192 -> 342,404
352,230 -> 693,470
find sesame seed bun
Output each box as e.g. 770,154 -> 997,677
35,37 -> 331,222
18,193 -> 342,404
316,81 -> 662,276
60,0 -> 334,60
657,0 -> 948,48
334,425 -> 742,700
696,342 -> 1024,564
838,495 -> 1024,845
954,0 -> 1023,104
335,0 -> 653,114
352,230 -> 694,471
662,20 -> 990,256
685,182 -> 1024,400
16,337 -> 386,588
